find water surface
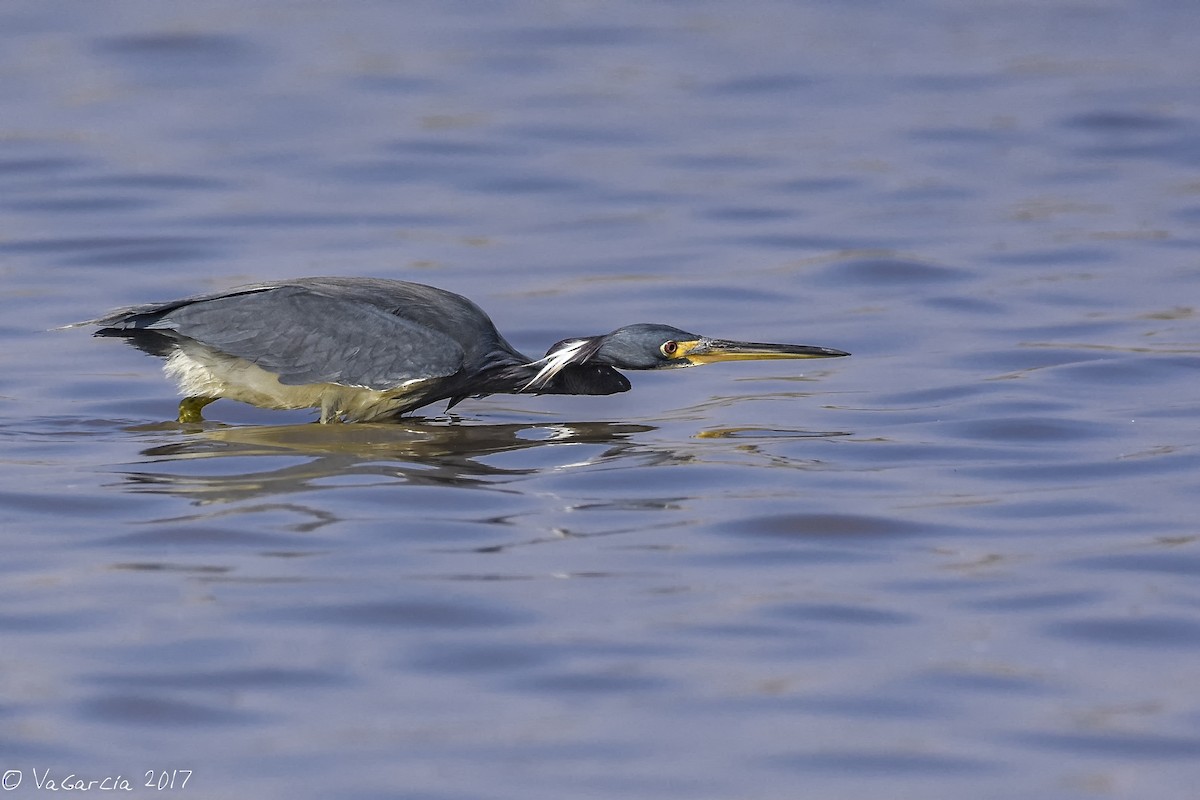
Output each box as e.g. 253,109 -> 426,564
2,1 -> 1199,798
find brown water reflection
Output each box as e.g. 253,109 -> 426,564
117,420 -> 653,502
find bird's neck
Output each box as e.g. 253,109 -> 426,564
471,338 -> 630,398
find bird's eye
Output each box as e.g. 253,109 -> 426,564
660,341 -> 679,357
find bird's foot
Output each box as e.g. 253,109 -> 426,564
178,396 -> 216,423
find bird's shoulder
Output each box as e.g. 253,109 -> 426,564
285,278 -> 498,340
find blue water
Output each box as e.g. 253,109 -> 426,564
2,1 -> 1200,798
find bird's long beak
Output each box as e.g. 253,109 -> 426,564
680,338 -> 850,364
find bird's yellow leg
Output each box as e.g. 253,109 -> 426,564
178,396 -> 216,423
319,395 -> 344,423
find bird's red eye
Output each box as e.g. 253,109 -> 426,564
660,341 -> 678,356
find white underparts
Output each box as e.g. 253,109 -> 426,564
164,345 -> 426,422
520,339 -> 590,392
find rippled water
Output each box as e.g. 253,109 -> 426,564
3,1 -> 1200,798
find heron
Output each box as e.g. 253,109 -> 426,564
79,277 -> 849,423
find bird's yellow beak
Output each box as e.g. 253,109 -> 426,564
676,339 -> 850,365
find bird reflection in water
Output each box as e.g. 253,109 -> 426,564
119,419 -> 657,506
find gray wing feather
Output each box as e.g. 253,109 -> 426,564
150,286 -> 464,389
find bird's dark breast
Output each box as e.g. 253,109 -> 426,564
440,361 -> 631,412
549,364 -> 628,395
533,364 -> 631,396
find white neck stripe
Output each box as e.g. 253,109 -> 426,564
521,339 -> 590,392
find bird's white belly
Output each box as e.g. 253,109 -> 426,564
164,346 -> 423,422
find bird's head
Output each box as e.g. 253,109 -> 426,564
523,323 -> 848,391
591,323 -> 850,370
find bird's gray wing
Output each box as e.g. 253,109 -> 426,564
150,286 -> 464,389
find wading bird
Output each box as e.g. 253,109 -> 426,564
80,277 -> 849,423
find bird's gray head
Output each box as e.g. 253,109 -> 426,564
593,323 -> 853,369
560,323 -> 850,371
524,322 -> 848,391
590,323 -> 702,370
